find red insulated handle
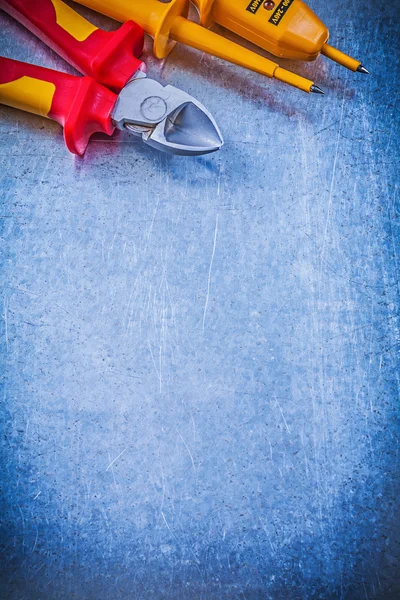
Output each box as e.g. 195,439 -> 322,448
0,0 -> 145,91
0,56 -> 117,154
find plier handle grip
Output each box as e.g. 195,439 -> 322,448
0,0 -> 223,156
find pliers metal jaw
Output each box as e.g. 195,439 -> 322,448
112,72 -> 224,156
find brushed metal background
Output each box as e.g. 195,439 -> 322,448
0,1 -> 399,598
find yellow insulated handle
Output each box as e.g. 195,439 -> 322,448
0,77 -> 55,117
49,0 -> 98,40
1,0 -> 98,43
166,16 -> 315,92
321,44 -> 361,72
0,58 -> 57,118
170,16 -> 275,77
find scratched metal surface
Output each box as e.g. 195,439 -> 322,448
0,1 -> 399,598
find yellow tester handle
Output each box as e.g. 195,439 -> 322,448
321,44 -> 361,72
194,0 -> 328,61
193,0 -> 363,70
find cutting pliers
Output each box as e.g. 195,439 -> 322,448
0,0 -> 223,156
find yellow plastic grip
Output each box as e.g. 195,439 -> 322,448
193,0 -> 329,61
50,0 -> 98,41
0,76 -> 55,117
170,16 -> 276,77
321,44 -> 361,72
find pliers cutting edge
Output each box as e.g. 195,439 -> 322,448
0,0 -> 223,156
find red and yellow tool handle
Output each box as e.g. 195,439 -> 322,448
0,56 -> 117,154
0,0 -> 146,91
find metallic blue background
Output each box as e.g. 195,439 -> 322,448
0,1 -> 399,598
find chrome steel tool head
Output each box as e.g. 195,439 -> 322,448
111,72 -> 223,156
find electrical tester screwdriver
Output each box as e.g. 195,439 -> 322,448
73,0 -> 324,94
192,0 -> 369,74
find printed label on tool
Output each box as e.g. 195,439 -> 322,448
246,0 -> 263,14
268,0 -> 294,25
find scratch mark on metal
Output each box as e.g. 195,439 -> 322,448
202,214 -> 219,332
3,294 -> 8,347
148,340 -> 161,391
275,397 -> 291,434
319,91 -> 346,289
161,511 -> 172,533
176,428 -> 196,476
106,448 -> 127,471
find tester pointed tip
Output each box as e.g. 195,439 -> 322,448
357,65 -> 370,75
310,84 -> 325,95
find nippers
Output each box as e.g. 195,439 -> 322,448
113,72 -> 224,156
0,0 -> 223,156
